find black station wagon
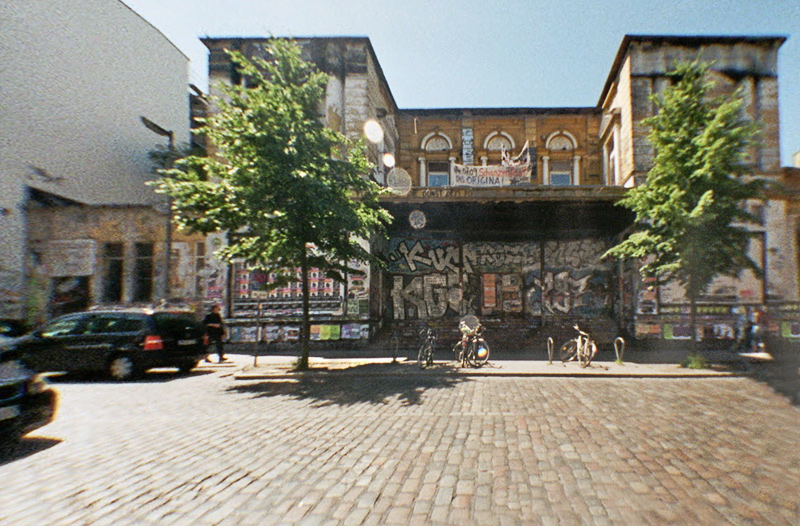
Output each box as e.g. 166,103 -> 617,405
8,309 -> 208,380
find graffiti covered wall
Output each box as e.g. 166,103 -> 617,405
386,237 -> 613,320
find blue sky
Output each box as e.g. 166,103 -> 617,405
123,0 -> 800,166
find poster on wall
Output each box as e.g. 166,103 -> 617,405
231,262 -> 345,318
500,274 -> 523,313
342,323 -> 369,339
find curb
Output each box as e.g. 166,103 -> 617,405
230,360 -> 741,381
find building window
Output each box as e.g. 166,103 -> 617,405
548,135 -> 574,151
427,161 -> 450,187
132,243 -> 154,302
485,132 -> 515,152
102,243 -> 124,303
549,160 -> 572,186
423,134 -> 452,152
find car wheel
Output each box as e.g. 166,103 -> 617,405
108,356 -> 137,381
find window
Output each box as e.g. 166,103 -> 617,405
132,243 -> 154,302
428,161 -> 450,187
549,135 -> 574,151
485,133 -> 514,151
41,315 -> 84,337
549,160 -> 572,186
85,314 -> 144,334
102,243 -> 124,303
424,135 -> 451,152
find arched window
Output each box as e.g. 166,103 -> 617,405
422,133 -> 452,152
420,132 -> 453,187
546,131 -> 576,151
544,131 -> 580,185
485,132 -> 514,151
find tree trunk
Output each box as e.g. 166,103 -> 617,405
297,246 -> 311,370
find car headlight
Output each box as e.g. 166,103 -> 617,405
27,374 -> 51,395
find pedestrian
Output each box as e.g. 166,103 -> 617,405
750,306 -> 766,352
204,304 -> 228,362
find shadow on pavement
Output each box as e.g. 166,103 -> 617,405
44,368 -> 214,384
227,363 -> 468,407
0,436 -> 61,465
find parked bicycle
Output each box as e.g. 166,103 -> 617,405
559,324 -> 597,368
453,315 -> 490,368
417,325 -> 437,369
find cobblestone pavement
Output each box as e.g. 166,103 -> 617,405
1,360 -> 798,525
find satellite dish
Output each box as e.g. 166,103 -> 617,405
386,167 -> 412,195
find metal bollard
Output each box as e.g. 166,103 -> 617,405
391,334 -> 399,364
547,337 -> 554,365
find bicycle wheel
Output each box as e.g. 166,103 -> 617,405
427,341 -> 435,367
418,343 -> 431,369
579,341 -> 597,368
559,340 -> 578,362
453,341 -> 464,364
471,339 -> 490,367
465,341 -> 477,367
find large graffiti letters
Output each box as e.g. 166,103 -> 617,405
387,238 -> 612,319
534,271 -> 591,314
391,273 -> 462,319
389,240 -> 460,273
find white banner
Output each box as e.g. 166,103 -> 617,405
452,163 -> 531,187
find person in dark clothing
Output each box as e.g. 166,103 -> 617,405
203,305 -> 227,362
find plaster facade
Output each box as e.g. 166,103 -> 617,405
1,0 -> 190,318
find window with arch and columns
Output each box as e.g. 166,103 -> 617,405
542,131 -> 581,185
419,132 -> 454,187
479,131 -> 515,166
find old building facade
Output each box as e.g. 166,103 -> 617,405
1,0 -> 192,321
196,34 -> 798,348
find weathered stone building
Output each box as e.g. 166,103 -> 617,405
1,0 -> 192,321
198,34 -> 798,348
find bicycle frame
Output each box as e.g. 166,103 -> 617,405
454,320 -> 489,367
560,325 -> 597,368
418,326 -> 436,369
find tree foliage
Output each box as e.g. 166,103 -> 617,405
152,39 -> 391,368
605,61 -> 763,303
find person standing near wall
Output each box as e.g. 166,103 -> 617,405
204,304 -> 228,362
750,306 -> 766,352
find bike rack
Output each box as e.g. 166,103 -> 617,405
614,337 -> 626,363
547,337 -> 554,365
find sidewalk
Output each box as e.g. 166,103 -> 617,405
198,354 -> 743,380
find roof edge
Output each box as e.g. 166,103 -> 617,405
597,34 -> 788,107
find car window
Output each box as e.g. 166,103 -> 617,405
85,314 -> 145,334
153,313 -> 200,336
41,316 -> 85,337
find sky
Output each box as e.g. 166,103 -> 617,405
122,0 -> 800,166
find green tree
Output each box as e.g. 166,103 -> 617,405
604,61 -> 763,346
153,39 -> 391,369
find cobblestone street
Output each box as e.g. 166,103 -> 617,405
2,359 -> 799,525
